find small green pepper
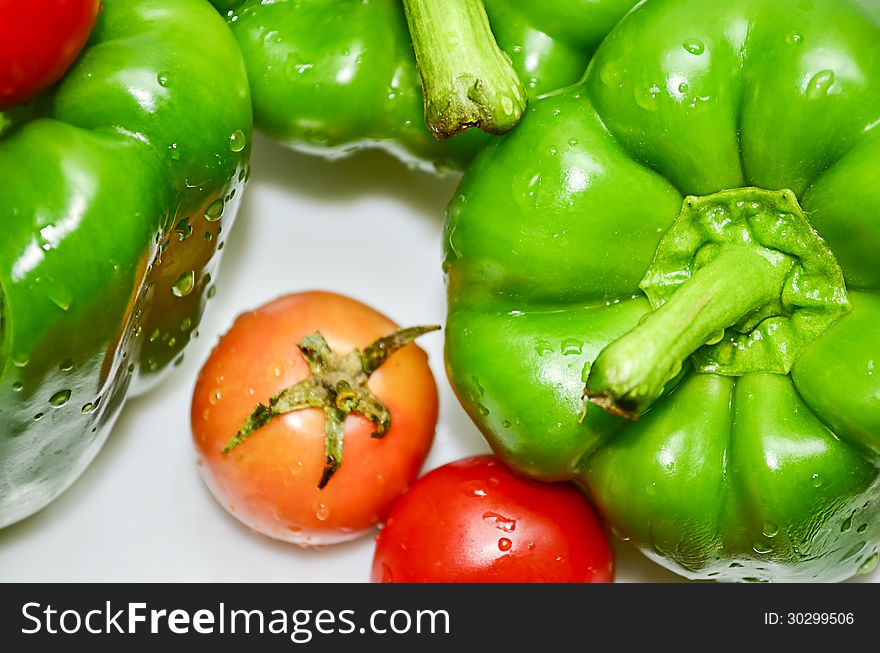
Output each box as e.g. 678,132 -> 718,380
0,0 -> 252,527
210,0 -> 640,172
444,0 -> 880,582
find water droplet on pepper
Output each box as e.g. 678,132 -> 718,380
49,389 -> 71,407
683,39 -> 705,55
172,271 -> 195,297
228,129 -> 247,152
859,552 -> 879,575
806,70 -> 835,99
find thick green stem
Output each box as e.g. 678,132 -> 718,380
585,246 -> 792,419
403,0 -> 527,139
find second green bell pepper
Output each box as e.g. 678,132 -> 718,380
0,0 -> 252,528
444,0 -> 880,582
210,0 -> 640,172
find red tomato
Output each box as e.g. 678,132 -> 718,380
191,291 -> 439,546
0,0 -> 101,109
371,455 -> 614,582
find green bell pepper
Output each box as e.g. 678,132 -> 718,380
210,0 -> 640,172
444,0 -> 880,582
0,0 -> 252,528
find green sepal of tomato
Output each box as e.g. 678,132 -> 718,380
209,0 -> 640,172
444,0 -> 880,582
0,0 -> 252,528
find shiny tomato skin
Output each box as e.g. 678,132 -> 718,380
0,0 -> 101,109
371,455 -> 614,583
191,291 -> 438,546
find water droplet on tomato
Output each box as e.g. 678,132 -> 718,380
462,482 -> 487,498
483,512 -> 517,532
316,504 -> 330,521
498,538 -> 512,552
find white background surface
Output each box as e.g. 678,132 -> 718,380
0,134 -> 876,584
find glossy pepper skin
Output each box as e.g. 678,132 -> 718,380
210,0 -> 640,172
444,0 -> 880,582
0,0 -> 252,528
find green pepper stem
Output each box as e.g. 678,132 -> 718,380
402,0 -> 526,139
585,246 -> 792,419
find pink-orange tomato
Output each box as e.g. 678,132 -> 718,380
192,291 -> 438,546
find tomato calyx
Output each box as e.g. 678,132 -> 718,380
223,325 -> 440,488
